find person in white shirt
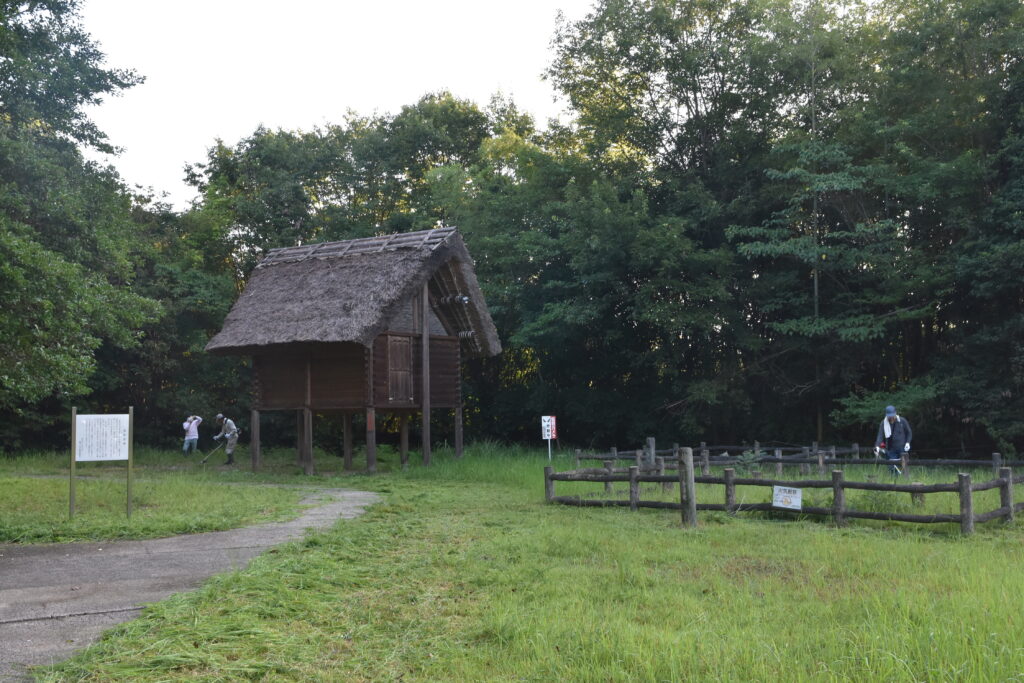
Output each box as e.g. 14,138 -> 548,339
182,415 -> 202,455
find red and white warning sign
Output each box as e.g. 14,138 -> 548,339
541,415 -> 557,440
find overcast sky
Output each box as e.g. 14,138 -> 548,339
80,0 -> 595,209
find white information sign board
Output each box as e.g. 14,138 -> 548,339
772,485 -> 802,511
75,414 -> 130,462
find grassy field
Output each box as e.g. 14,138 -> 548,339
24,443 -> 1024,681
0,447 -> 326,543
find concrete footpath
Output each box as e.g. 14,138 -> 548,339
0,487 -> 380,681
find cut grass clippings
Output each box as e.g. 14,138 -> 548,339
0,475 -> 308,543
36,444 -> 1024,681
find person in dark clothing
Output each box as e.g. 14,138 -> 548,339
874,405 -> 912,475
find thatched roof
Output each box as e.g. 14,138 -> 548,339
205,228 -> 501,357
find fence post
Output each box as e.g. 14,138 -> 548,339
901,452 -> 910,479
754,440 -> 760,459
852,442 -> 859,458
658,456 -> 672,493
724,467 -> 736,515
629,466 -> 639,511
800,447 -> 810,475
910,483 -> 924,507
647,436 -> 656,466
829,445 -> 836,462
611,446 -> 618,462
574,448 -> 581,469
701,445 -> 710,476
999,466 -> 1014,524
681,447 -> 697,527
832,469 -> 846,527
815,441 -> 824,475
752,470 -> 762,480
544,466 -> 554,502
774,448 -> 783,478
603,460 -> 614,495
635,449 -> 643,468
993,452 -> 1003,476
958,472 -> 975,535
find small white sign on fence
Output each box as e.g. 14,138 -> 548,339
772,485 -> 803,511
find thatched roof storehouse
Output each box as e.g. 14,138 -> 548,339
206,227 -> 501,473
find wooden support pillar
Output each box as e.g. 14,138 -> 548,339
302,407 -> 313,476
250,409 -> 261,472
454,404 -> 464,459
421,283 -> 432,466
774,448 -> 783,478
343,413 -> 353,471
296,409 -> 304,465
366,407 -> 377,473
303,353 -> 313,474
400,414 -> 410,470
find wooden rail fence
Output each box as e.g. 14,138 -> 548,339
571,440 -> 1019,480
544,447 -> 1023,535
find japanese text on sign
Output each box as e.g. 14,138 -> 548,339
772,485 -> 802,510
75,414 -> 130,462
541,415 -> 557,440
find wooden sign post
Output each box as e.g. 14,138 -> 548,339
70,406 -> 134,519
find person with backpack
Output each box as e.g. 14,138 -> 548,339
213,413 -> 240,465
874,405 -> 912,475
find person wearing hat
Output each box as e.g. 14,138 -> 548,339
182,415 -> 202,455
874,405 -> 912,474
213,413 -> 240,465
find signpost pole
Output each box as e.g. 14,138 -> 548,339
70,407 -> 77,520
127,406 -> 134,519
68,410 -> 131,520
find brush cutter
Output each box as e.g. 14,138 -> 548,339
199,439 -> 226,464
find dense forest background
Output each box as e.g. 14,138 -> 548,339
2,0 -> 1022,456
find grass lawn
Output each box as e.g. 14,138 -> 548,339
25,444 -> 1024,681
0,448 -> 324,543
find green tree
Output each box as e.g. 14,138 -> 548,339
0,0 -> 158,443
